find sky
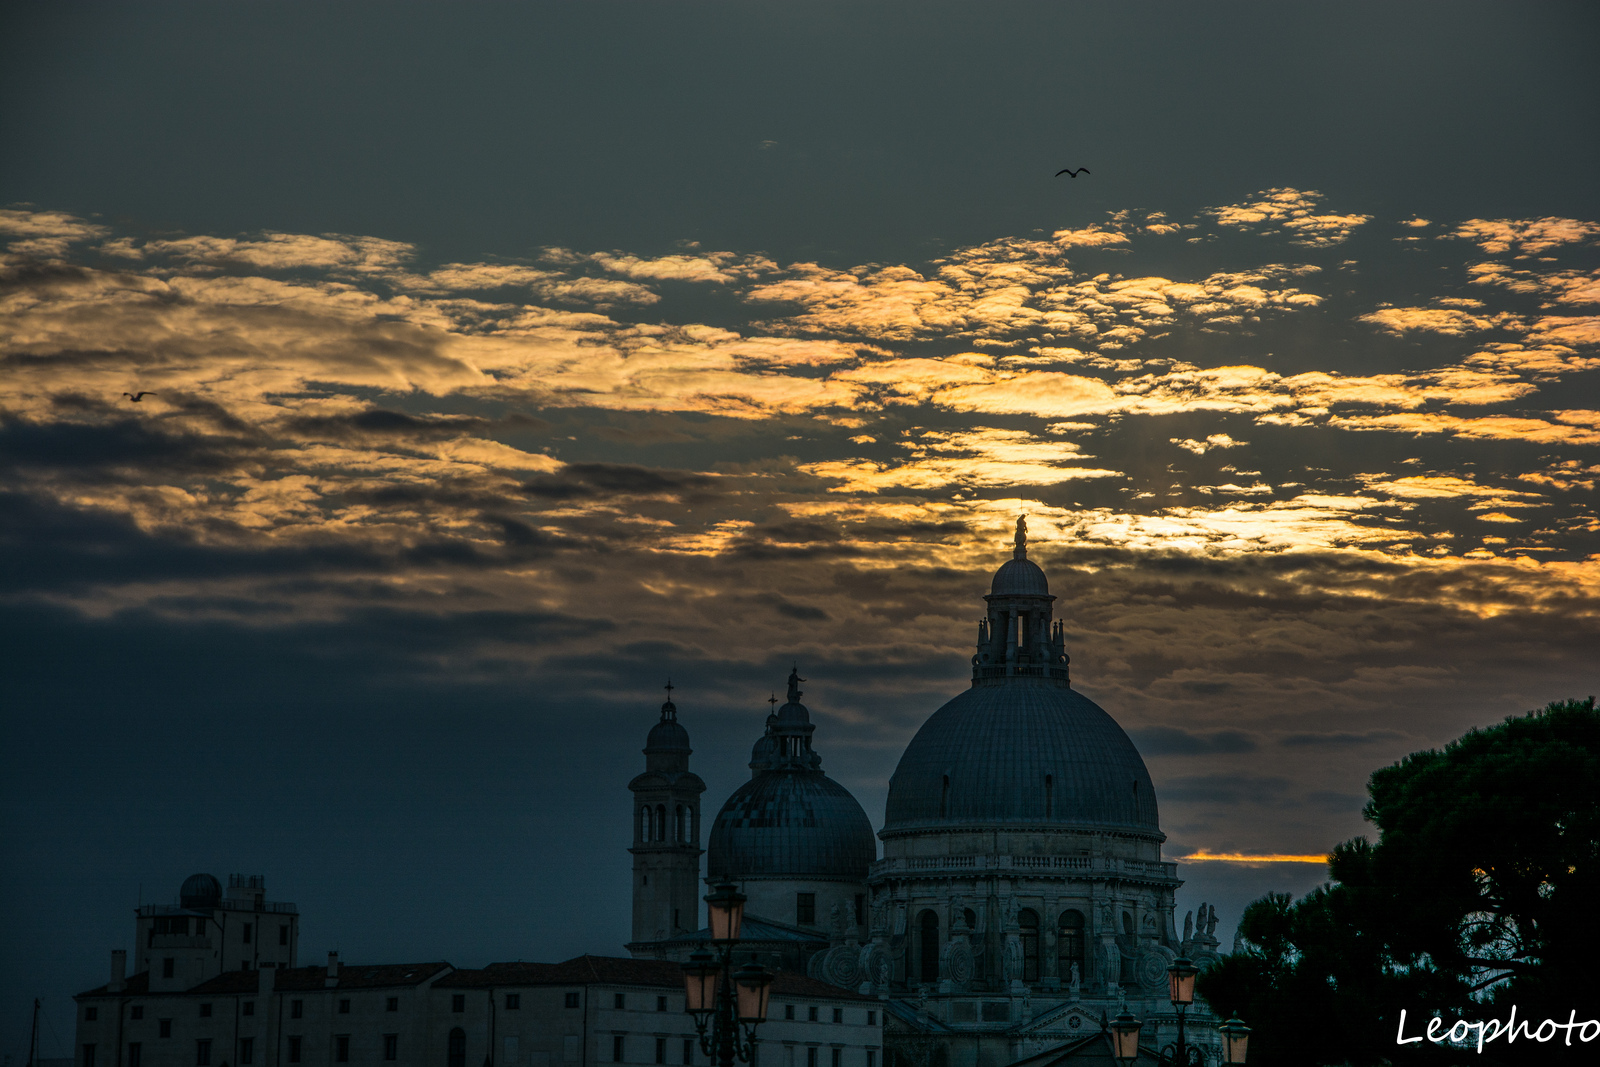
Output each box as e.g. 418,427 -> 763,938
3,0 -> 1599,1056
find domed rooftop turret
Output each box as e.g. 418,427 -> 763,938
709,668 -> 876,881
641,681 -> 693,773
180,872 -> 222,909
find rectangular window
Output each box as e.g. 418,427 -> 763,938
384,1035 -> 398,1062
832,1009 -> 842,1024
288,1038 -> 302,1064
196,1039 -> 212,1067
565,993 -> 581,1009
866,1054 -> 875,1067
683,1040 -> 693,1065
128,1043 -> 142,1067
131,1007 -> 144,1021
159,1021 -> 172,1039
339,999 -> 350,1015
243,1003 -> 255,1017
242,923 -> 252,944
614,994 -> 626,1010
806,1049 -> 817,1067
784,1005 -> 794,1021
854,895 -> 864,926
336,1035 -> 350,1063
506,994 -> 521,1010
655,1039 -> 666,1065
866,1013 -> 875,1026
831,1051 -> 840,1067
200,1005 -> 212,1019
386,997 -> 398,1012
163,959 -> 175,979
796,893 -> 815,926
83,1045 -> 96,1067
240,961 -> 251,972
86,1008 -> 99,1022
452,994 -> 465,1013
613,1036 -> 625,1063
280,925 -> 289,946
240,1038 -> 254,1065
807,1008 -> 818,1023
656,996 -> 667,1012
291,1001 -> 303,1020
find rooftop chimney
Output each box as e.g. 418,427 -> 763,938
110,950 -> 127,993
325,951 -> 339,987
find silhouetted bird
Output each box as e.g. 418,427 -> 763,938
122,392 -> 156,402
1055,168 -> 1090,178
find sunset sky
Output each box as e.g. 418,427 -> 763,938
3,2 -> 1598,1054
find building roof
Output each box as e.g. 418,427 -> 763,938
435,956 -> 877,1001
709,770 -> 877,880
77,963 -> 452,998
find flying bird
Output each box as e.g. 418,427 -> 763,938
122,391 -> 157,402
1055,167 -> 1090,178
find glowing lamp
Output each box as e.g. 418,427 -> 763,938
1109,1008 -> 1142,1064
682,950 -> 718,1016
733,962 -> 772,1023
1166,956 -> 1199,1007
705,883 -> 746,943
1219,1017 -> 1251,1065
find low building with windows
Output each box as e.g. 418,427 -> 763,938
75,880 -> 881,1067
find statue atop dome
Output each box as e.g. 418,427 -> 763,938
1014,515 -> 1028,559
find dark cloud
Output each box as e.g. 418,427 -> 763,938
1130,726 -> 1259,755
519,463 -> 719,501
1160,774 -> 1295,806
1279,730 -> 1408,747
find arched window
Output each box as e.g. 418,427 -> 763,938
642,806 -> 653,843
675,805 -> 685,842
918,910 -> 939,984
963,908 -> 978,932
1057,910 -> 1085,981
656,804 -> 667,842
1018,908 -> 1040,981
940,775 -> 950,818
1123,912 -> 1135,937
447,1028 -> 465,1067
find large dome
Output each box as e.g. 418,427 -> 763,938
709,772 -> 877,880
882,679 -> 1160,837
990,556 -> 1049,596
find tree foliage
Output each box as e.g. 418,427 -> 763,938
1197,698 -> 1600,1066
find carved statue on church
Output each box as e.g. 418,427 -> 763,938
1014,515 -> 1028,556
787,667 -> 804,703
1205,904 -> 1219,938
1182,910 -> 1194,944
1003,935 -> 1023,983
830,901 -> 849,937
1003,896 -> 1019,931
1068,961 -> 1081,1000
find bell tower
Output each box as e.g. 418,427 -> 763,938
627,682 -> 706,950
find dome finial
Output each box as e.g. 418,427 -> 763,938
1014,514 -> 1028,559
661,678 -> 676,719
787,665 -> 805,704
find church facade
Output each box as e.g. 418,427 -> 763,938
628,523 -> 1223,1067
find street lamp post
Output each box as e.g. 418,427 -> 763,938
1104,957 -> 1249,1066
683,884 -> 773,1067
1159,956 -> 1203,1067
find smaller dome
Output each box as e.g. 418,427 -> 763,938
180,873 -> 221,909
750,733 -> 778,770
647,718 -> 690,752
775,700 -> 811,727
991,557 -> 1049,596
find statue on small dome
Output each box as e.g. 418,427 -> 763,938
1014,515 -> 1028,559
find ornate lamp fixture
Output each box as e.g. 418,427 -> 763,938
683,884 -> 772,1067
